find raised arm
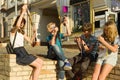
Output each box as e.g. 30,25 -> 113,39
63,17 -> 71,37
16,5 -> 27,29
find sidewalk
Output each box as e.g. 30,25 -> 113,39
1,43 -> 120,64
0,44 -> 79,58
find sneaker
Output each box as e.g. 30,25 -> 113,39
63,62 -> 72,70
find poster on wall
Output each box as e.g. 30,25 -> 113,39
111,0 -> 120,12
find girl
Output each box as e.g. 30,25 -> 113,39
92,20 -> 119,80
10,5 -> 43,80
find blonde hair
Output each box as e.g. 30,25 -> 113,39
103,20 -> 118,43
47,22 -> 55,30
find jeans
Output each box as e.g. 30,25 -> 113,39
67,53 -> 91,79
51,45 -> 66,79
58,60 -> 65,79
52,44 -> 66,61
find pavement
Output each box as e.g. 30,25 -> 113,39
0,44 -> 80,59
1,43 -> 120,64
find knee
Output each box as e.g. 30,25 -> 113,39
38,58 -> 43,66
98,74 -> 105,80
58,60 -> 64,67
35,58 -> 43,69
92,73 -> 97,79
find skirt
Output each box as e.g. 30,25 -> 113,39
14,47 -> 37,65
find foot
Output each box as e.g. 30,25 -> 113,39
63,62 -> 72,70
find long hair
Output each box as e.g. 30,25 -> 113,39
11,15 -> 26,34
102,20 -> 118,43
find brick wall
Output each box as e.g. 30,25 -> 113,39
0,54 -> 120,80
74,62 -> 120,80
0,54 -> 58,80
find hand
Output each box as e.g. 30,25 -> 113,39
54,27 -> 58,32
33,27 -> 37,33
74,37 -> 82,43
21,4 -> 27,12
31,42 -> 36,47
98,36 -> 105,42
74,37 -> 78,42
99,45 -> 106,50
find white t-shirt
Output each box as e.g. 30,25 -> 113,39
98,35 -> 120,58
10,32 -> 24,48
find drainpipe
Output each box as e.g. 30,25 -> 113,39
90,0 -> 95,33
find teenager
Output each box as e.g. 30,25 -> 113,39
10,5 -> 43,80
67,23 -> 98,80
92,20 -> 119,80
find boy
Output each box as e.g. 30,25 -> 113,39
68,23 -> 98,80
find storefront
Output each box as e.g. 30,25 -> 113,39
70,0 -> 90,32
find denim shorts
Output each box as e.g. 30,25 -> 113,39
96,52 -> 118,66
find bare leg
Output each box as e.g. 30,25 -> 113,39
92,64 -> 101,80
98,64 -> 113,80
29,67 -> 34,80
29,68 -> 33,80
29,58 -> 43,80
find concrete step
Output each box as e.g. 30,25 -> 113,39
0,43 -> 7,48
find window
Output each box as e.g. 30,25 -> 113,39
73,1 -> 90,32
111,0 -> 120,12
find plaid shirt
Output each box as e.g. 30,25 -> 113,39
80,34 -> 99,60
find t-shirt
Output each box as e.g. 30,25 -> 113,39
80,34 -> 99,60
98,35 -> 120,58
46,33 -> 64,48
10,32 -> 24,48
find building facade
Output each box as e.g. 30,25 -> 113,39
69,0 -> 120,34
0,0 -> 71,43
0,0 -> 120,43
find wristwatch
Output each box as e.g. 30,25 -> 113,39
83,44 -> 86,46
